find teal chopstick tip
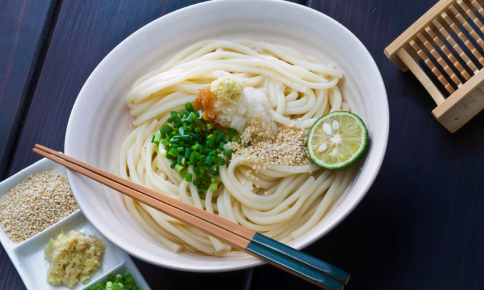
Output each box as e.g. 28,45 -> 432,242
246,241 -> 344,290
251,233 -> 350,285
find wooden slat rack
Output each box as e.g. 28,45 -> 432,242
385,0 -> 484,132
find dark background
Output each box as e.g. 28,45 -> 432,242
1,0 -> 483,289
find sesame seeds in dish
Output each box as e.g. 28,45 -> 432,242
115,40 -> 356,256
0,169 -> 79,243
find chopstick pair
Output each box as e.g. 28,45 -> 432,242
33,144 -> 350,290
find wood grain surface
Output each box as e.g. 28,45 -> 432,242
0,1 -> 60,288
0,0 -> 60,179
1,0 -> 484,289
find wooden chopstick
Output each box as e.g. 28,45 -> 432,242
34,145 -> 349,284
33,144 -> 349,289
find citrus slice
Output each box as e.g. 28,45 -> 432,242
307,111 -> 368,170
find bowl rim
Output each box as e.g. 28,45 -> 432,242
65,0 -> 389,272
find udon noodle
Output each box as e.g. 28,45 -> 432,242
115,40 -> 354,255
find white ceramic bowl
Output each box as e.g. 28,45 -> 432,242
65,0 -> 388,272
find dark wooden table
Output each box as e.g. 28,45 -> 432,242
1,0 -> 484,289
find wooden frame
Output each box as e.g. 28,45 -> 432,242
385,0 -> 484,132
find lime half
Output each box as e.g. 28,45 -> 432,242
307,111 -> 368,170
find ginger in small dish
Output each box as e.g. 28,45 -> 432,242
44,230 -> 105,288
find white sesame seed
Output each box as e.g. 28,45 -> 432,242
0,170 -> 79,243
230,124 -> 311,166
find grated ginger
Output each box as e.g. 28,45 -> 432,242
210,75 -> 242,103
44,230 -> 105,288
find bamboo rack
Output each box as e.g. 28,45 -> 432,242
385,0 -> 484,132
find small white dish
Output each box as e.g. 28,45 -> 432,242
65,0 -> 389,272
0,158 -> 151,290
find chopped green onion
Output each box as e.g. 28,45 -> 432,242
217,157 -> 226,165
163,124 -> 173,133
170,161 -> 177,169
210,183 -> 217,192
151,102 -> 242,193
199,174 -> 210,183
185,102 -> 194,112
185,148 -> 192,158
185,173 -> 193,182
205,156 -> 213,165
168,148 -> 179,157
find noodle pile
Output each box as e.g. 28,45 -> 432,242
115,40 -> 354,255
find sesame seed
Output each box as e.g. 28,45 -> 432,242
230,122 -> 311,166
0,170 -> 79,243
